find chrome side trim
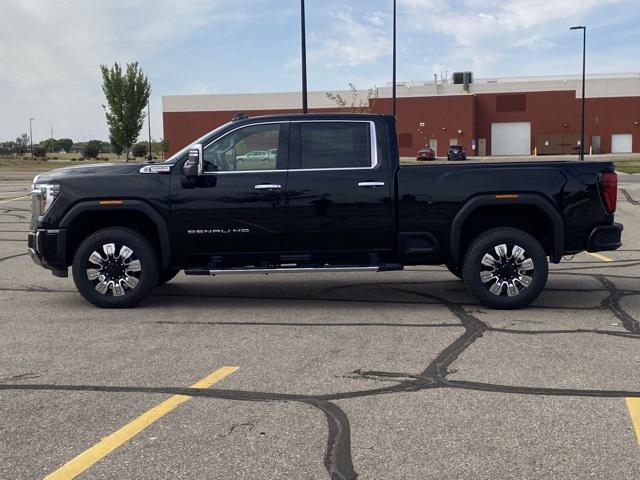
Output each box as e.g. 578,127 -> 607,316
202,121 -> 287,151
289,120 -> 378,172
139,164 -> 173,174
194,266 -> 385,276
358,181 -> 385,188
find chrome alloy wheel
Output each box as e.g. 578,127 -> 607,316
479,244 -> 534,297
86,243 -> 141,296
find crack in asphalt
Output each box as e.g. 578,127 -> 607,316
0,252 -> 29,263
1,246 -> 640,477
622,189 -> 640,206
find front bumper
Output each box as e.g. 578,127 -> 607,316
587,222 -> 623,252
27,228 -> 68,277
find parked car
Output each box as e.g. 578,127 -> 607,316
447,145 -> 467,161
236,150 -> 271,162
417,147 -> 436,161
29,113 -> 622,310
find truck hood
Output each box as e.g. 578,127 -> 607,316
33,162 -> 144,184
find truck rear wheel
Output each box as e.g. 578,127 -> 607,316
462,227 -> 548,309
72,227 -> 159,308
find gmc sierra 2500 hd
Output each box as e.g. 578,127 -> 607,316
28,113 -> 622,309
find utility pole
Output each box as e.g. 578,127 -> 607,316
300,0 -> 308,113
50,125 -> 54,153
29,118 -> 35,160
392,0 -> 397,117
570,26 -> 586,160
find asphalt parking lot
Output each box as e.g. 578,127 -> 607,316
1,174 -> 640,479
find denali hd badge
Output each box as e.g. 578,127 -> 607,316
188,228 -> 250,235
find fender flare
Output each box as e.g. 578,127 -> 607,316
59,200 -> 171,268
449,194 -> 564,266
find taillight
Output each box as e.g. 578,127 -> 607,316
599,171 -> 617,214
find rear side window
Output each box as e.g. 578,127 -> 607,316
299,122 -> 372,169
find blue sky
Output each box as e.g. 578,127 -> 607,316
1,0 -> 639,142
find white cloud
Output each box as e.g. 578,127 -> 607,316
0,0 -> 242,141
400,0 -> 623,72
308,10 -> 391,68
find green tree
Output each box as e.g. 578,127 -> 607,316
326,83 -> 378,113
58,138 -> 73,153
41,138 -> 58,153
87,140 -> 105,155
110,135 -> 124,158
151,138 -> 170,159
82,143 -> 99,159
100,62 -> 151,162
14,135 -> 28,156
33,145 -> 47,159
131,142 -> 148,158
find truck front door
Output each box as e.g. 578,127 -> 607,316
171,121 -> 289,256
285,120 -> 393,254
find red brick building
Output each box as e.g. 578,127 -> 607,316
163,73 -> 640,158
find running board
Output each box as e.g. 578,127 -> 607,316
185,264 -> 403,276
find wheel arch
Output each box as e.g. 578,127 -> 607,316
449,194 -> 564,267
59,200 -> 171,269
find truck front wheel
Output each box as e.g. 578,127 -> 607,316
72,227 -> 159,308
462,227 -> 548,309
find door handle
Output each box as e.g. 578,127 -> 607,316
357,181 -> 385,188
254,184 -> 282,190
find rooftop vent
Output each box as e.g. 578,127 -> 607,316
453,72 -> 473,92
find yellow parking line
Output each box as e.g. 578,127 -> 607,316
585,251 -> 640,446
587,252 -> 614,262
44,366 -> 239,480
626,398 -> 640,446
0,195 -> 30,204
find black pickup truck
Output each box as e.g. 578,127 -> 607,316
28,113 -> 622,309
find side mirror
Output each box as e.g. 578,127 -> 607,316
182,144 -> 202,177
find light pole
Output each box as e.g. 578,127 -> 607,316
29,118 -> 35,160
147,102 -> 152,162
300,0 -> 308,113
570,25 -> 586,160
392,0 -> 397,117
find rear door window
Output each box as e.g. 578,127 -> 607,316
297,122 -> 372,170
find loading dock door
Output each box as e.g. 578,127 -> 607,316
611,134 -> 632,153
491,122 -> 531,156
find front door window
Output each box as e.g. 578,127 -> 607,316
203,123 -> 283,172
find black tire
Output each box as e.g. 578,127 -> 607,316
446,262 -> 463,280
157,269 -> 180,286
462,227 -> 548,309
72,227 -> 159,308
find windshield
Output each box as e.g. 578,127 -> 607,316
163,122 -> 233,164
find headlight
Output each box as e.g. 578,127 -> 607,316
31,183 -> 61,216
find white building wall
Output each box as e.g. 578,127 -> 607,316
163,73 -> 640,113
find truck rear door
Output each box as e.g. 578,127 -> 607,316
285,120 -> 393,253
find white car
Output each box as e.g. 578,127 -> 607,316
237,150 -> 271,162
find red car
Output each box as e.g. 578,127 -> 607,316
416,147 -> 436,161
